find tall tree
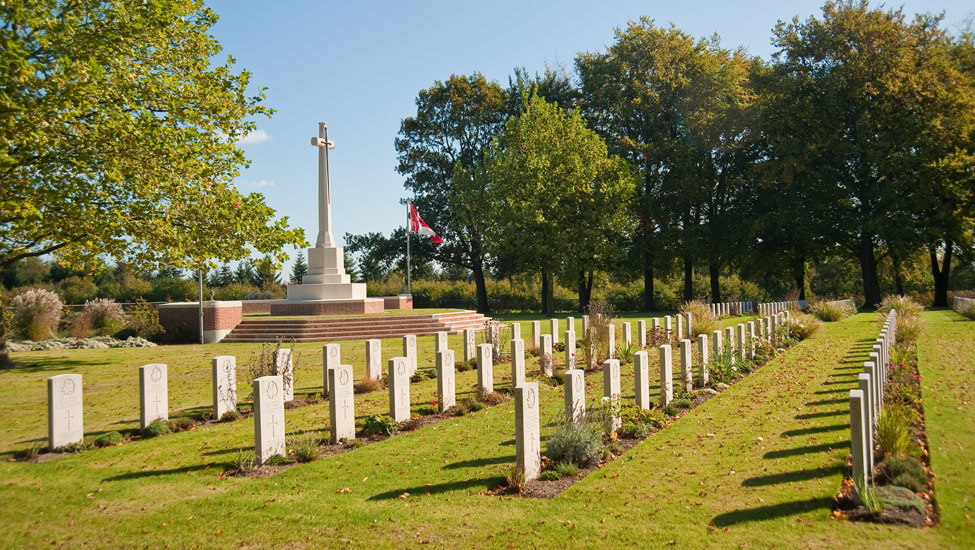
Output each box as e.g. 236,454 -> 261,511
393,74 -> 508,313
764,1 -> 971,306
482,94 -> 637,315
290,252 -> 308,284
577,19 -> 752,305
0,0 -> 304,364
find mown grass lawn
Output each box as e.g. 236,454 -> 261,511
0,312 -> 969,548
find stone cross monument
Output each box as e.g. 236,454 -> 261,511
275,123 -> 382,314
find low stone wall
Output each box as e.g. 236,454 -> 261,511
383,294 -> 413,310
953,296 -> 974,315
241,300 -> 271,315
268,298 -> 385,316
158,301 -> 242,343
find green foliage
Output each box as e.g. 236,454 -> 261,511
288,433 -> 322,463
219,409 -> 241,422
141,420 -> 170,438
229,450 -> 255,473
22,440 -> 45,460
680,301 -> 719,339
545,414 -> 605,468
58,276 -> 98,305
876,403 -> 920,458
94,431 -> 124,448
11,288 -> 63,341
262,454 -> 291,466
707,349 -> 739,384
167,417 -> 195,432
615,340 -> 639,364
410,369 -> 437,383
809,301 -> 854,322
505,466 -> 526,493
788,313 -> 822,340
877,485 -> 927,515
619,405 -> 666,438
362,414 -> 397,436
453,397 -> 483,416
853,476 -> 884,514
878,456 -> 928,492
125,299 -> 164,340
81,298 -> 126,336
671,398 -> 692,409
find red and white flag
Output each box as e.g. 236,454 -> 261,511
408,202 -> 443,244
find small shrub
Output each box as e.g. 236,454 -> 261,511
614,341 -> 639,363
876,295 -> 924,318
126,299 -> 164,340
961,301 -> 975,321
354,377 -> 383,394
478,389 -> 508,405
707,349 -> 739,384
263,454 -> 292,466
220,409 -> 242,422
94,431 -> 124,448
853,476 -> 884,513
141,419 -> 170,438
671,398 -> 692,409
11,288 -> 63,341
344,438 -> 365,449
454,397 -> 483,416
362,414 -> 397,436
230,450 -> 255,472
538,470 -> 562,481
410,369 -> 436,382
505,466 -> 526,494
82,298 -> 127,336
168,417 -> 196,432
679,300 -> 719,340
456,359 -> 476,372
876,403 -> 919,458
789,313 -> 822,340
289,433 -> 322,463
69,313 -> 94,339
553,460 -> 580,477
663,404 -> 679,417
894,314 -> 924,343
22,441 -> 45,460
877,485 -> 926,515
545,415 -> 604,468
878,456 -> 927,492
809,301 -> 854,322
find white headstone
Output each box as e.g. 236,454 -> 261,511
582,315 -> 590,336
212,355 -> 237,420
565,330 -> 576,370
139,363 -> 168,429
757,318 -> 765,340
697,334 -> 709,387
747,321 -> 756,360
323,343 -> 340,395
564,369 -> 585,423
664,316 -> 672,336
436,350 -> 456,413
606,324 -> 616,360
435,331 -> 448,354
603,359 -> 621,431
712,329 -> 723,360
253,375 -> 285,465
659,345 -> 673,407
403,334 -> 418,375
540,334 -> 554,377
515,383 -> 541,481
622,321 -> 632,349
736,323 -> 746,362
366,339 -> 382,381
638,320 -> 647,348
510,322 -> 521,341
511,338 -> 525,388
550,319 -> 559,344
388,357 -> 411,422
679,339 -> 693,393
477,343 -> 494,395
849,389 -> 869,485
530,321 -> 541,351
858,371 -> 875,470
48,374 -> 83,450
273,349 -> 293,402
464,328 -> 476,362
633,351 -> 650,410
328,364 -> 355,443
684,312 -> 693,340
676,314 -> 684,340
567,317 -> 575,335
725,326 -> 735,363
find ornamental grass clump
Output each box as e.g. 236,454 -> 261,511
81,298 -> 127,336
546,413 -> 604,468
11,288 -> 63,341
876,295 -> 924,343
809,301 -> 853,322
679,300 -> 718,339
875,402 -> 920,458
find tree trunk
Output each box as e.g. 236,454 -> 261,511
541,269 -> 555,316
0,284 -> 11,369
891,254 -> 905,296
929,241 -> 952,308
709,261 -> 721,303
857,234 -> 882,307
643,263 -> 655,312
472,261 -> 490,314
683,254 -> 693,302
792,256 -> 806,301
577,270 -> 593,313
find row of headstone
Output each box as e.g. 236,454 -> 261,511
756,301 -> 801,316
849,310 -> 897,490
709,301 -> 755,317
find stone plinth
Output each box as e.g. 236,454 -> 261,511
269,298 -> 384,316
158,301 -> 242,343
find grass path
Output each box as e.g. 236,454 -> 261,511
0,313 -> 964,548
918,309 -> 975,546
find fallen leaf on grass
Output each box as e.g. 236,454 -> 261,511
336,487 -> 352,494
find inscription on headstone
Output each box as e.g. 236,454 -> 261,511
564,369 -> 585,423
139,363 -> 168,429
273,349 -> 294,402
212,356 -> 237,420
515,383 -> 541,481
388,357 -> 411,422
436,350 -> 456,412
329,364 -> 355,443
464,328 -> 476,362
323,343 -> 340,395
511,338 -> 526,388
366,339 -> 382,380
48,374 -> 83,450
253,375 -> 285,465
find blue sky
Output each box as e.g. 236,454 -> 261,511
206,0 -> 973,273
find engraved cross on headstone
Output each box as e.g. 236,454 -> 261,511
153,394 -> 162,414
342,398 -> 350,420
64,409 -> 73,430
270,413 -> 279,438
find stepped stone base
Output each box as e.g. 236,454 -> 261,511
269,298 -> 385,316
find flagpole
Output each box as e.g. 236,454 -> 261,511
406,201 -> 412,295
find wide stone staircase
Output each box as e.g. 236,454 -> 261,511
221,310 -> 491,343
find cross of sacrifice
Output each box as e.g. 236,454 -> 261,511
309,122 -> 337,248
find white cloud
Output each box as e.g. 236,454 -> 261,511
238,129 -> 271,144
238,179 -> 276,189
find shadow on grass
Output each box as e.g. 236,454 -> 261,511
710,496 -> 835,527
794,410 -> 846,420
2,358 -> 101,374
104,463 -> 215,481
367,476 -> 506,500
762,440 -> 845,459
780,424 -> 847,437
442,455 -> 514,470
805,398 -> 847,406
740,464 -> 843,487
